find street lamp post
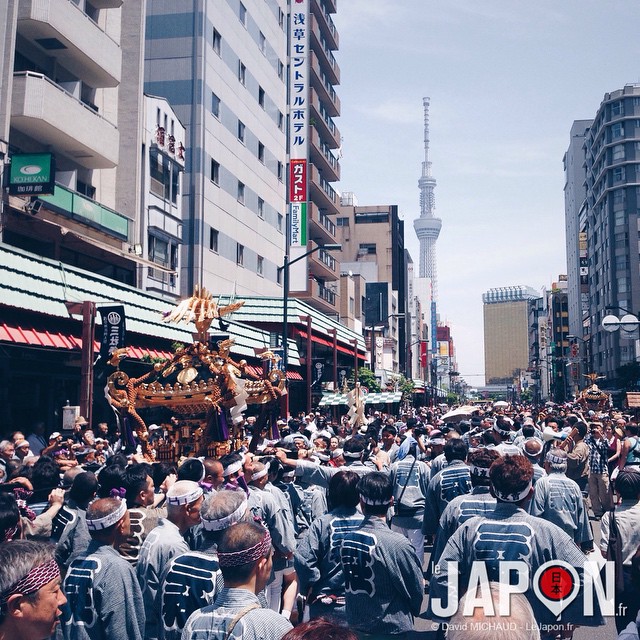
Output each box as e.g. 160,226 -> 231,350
278,243 -> 341,406
367,313 -> 404,380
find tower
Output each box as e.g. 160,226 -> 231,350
413,97 -> 442,299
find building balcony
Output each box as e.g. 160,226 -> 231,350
11,72 -> 119,169
296,279 -> 339,316
310,51 -> 340,118
37,182 -> 129,240
308,202 -> 336,246
308,163 -> 339,215
310,0 -> 339,50
323,0 -> 337,14
310,92 -> 341,149
309,247 -> 338,282
309,28 -> 340,86
309,127 -> 340,183
17,0 -> 121,88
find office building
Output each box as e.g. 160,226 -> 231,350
483,285 -> 539,385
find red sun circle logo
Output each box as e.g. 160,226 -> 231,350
538,565 -> 575,601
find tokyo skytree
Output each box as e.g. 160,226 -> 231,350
413,97 -> 442,300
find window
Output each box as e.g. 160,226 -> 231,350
209,228 -> 219,252
258,86 -> 265,108
359,243 -> 376,255
238,61 -> 246,85
213,28 -> 221,55
278,8 -> 284,29
612,122 -> 624,138
277,161 -> 283,181
149,149 -> 180,204
336,217 -> 349,226
236,243 -> 244,266
258,142 -> 265,163
613,166 -> 626,182
239,2 -> 247,26
210,159 -> 220,184
237,120 -> 245,143
258,197 -> 264,218
278,111 -> 284,131
277,213 -> 283,232
259,32 -> 266,54
277,60 -> 284,80
349,297 -> 355,315
612,144 -> 625,161
237,181 -> 245,203
257,255 -> 264,275
211,92 -> 220,117
611,101 -> 624,117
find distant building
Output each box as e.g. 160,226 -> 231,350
483,286 -> 540,385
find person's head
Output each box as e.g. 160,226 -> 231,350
490,455 -> 534,506
380,426 -> 397,449
522,438 -> 543,463
342,435 -> 366,462
10,432 -> 25,445
574,422 -> 588,440
166,480 -> 204,532
203,458 -> 224,490
467,448 -> 501,487
30,456 -> 59,495
0,493 -> 20,542
357,472 -> 393,516
327,470 -> 360,510
86,497 -> 130,546
446,581 -> 539,640
544,448 -> 567,474
68,472 -> 98,508
152,461 -> 178,490
0,441 -> 15,463
614,468 -> 640,500
217,521 -> 273,592
0,541 -> 65,639
177,458 -> 206,483
625,424 -> 639,437
444,438 -> 468,463
200,489 -> 251,545
249,461 -> 270,489
313,436 -> 330,451
13,441 -> 30,460
96,464 -> 125,499
329,436 -> 340,451
281,617 -> 359,640
219,453 -> 244,484
122,464 -> 155,509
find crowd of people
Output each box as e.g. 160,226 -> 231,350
1,402 -> 640,640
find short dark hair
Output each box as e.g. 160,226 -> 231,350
357,472 -> 392,516
69,471 -> 98,506
122,464 -> 151,508
381,425 -> 397,437
444,439 -> 468,462
178,458 -> 205,483
343,436 -> 366,458
0,493 -> 19,542
218,521 -> 271,582
328,470 -> 360,509
615,469 -> 640,499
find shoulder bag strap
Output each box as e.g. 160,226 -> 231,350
397,455 -> 418,505
223,603 -> 261,640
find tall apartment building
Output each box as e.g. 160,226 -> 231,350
336,196 -> 407,376
582,85 -> 640,383
483,286 -> 539,385
145,0 -> 288,298
0,0 -> 153,283
286,0 -> 342,317
547,277 -> 570,402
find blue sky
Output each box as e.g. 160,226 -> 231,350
333,0 -> 640,386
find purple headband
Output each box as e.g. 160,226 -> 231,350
217,529 -> 272,568
0,559 -> 60,606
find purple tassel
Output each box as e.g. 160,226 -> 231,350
219,409 -> 230,441
123,415 -> 137,450
271,417 -> 280,441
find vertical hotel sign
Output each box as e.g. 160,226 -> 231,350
288,0 -> 309,248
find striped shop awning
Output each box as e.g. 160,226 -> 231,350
318,391 -> 403,407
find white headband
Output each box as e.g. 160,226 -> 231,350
223,461 -> 243,477
87,500 -> 127,531
493,481 -> 532,503
167,486 -> 203,506
251,462 -> 270,481
546,453 -> 567,465
493,425 -> 511,437
202,500 -> 248,531
360,495 -> 392,506
343,451 -> 362,459
469,465 -> 491,477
